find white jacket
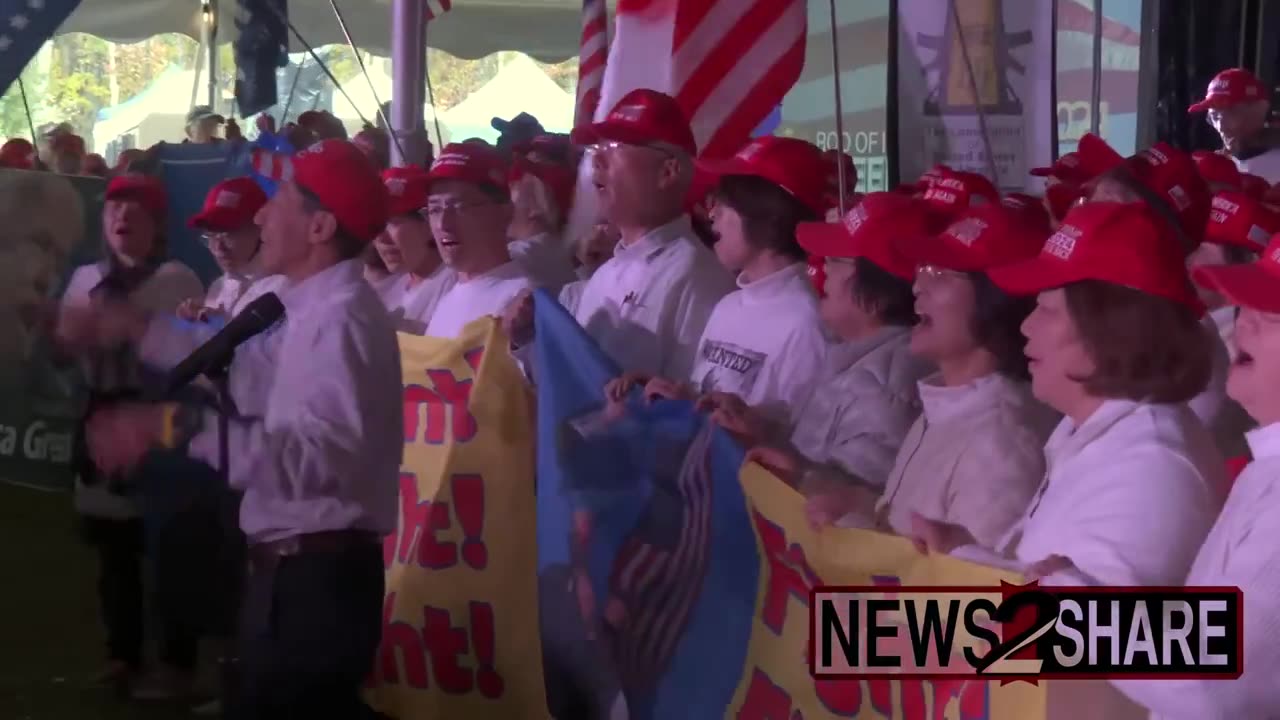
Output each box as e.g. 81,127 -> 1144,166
790,326 -> 932,488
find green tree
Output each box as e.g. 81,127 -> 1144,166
426,49 -> 499,110
45,34 -> 111,134
534,57 -> 579,96
0,65 -> 46,142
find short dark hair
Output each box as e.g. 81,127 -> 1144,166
1064,280 -> 1212,403
713,174 -> 818,261
967,272 -> 1036,381
849,257 -> 918,327
298,185 -> 367,260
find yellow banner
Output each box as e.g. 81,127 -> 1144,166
364,319 -> 548,719
728,464 -> 1047,720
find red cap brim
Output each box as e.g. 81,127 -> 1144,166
986,256 -> 1080,297
188,207 -> 238,230
570,119 -> 685,154
1192,263 -> 1280,312
1029,166 -> 1054,177
907,234 -> 989,272
1188,96 -> 1236,114
796,221 -> 852,258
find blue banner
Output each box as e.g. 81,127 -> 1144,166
532,290 -> 759,719
153,141 -> 253,286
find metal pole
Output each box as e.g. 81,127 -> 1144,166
949,0 -> 1000,183
828,0 -> 847,214
204,0 -> 219,111
329,0 -> 403,160
1090,0 -> 1103,136
389,0 -> 427,166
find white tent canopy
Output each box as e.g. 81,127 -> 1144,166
59,0 -> 602,62
330,60 -> 452,143
441,54 -> 573,142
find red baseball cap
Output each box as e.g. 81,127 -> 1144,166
1126,142 -> 1212,244
1193,150 -> 1242,190
1001,193 -> 1053,234
921,168 -> 1000,221
1044,182 -> 1085,221
189,177 -> 268,231
823,149 -> 858,205
381,166 -> 431,217
1192,233 -> 1280,312
1189,68 -> 1269,113
1075,133 -> 1126,180
427,142 -> 509,195
292,139 -> 389,243
909,204 -> 1049,273
105,174 -> 167,220
795,193 -> 931,280
1029,152 -> 1093,185
0,138 -> 34,169
1204,191 -> 1280,251
570,89 -> 697,156
510,154 -> 576,214
987,201 -> 1203,312
698,136 -> 829,214
1240,173 -> 1270,201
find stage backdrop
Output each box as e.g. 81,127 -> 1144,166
896,0 -> 1056,191
365,320 -> 548,719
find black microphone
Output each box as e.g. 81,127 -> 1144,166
164,292 -> 285,393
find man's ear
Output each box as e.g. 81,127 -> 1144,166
309,209 -> 341,246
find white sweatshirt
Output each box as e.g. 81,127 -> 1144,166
425,261 -> 532,339
374,264 -> 457,335
688,263 -> 827,430
1111,421 -> 1280,719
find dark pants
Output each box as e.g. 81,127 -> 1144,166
81,516 -> 146,669
231,542 -> 384,720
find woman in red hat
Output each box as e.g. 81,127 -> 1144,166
508,155 -> 578,291
797,204 -> 1057,549
1106,240 -> 1280,717
57,174 -> 203,691
915,202 -> 1225,591
605,137 -> 831,432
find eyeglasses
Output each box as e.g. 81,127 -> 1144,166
420,199 -> 494,219
201,231 -> 235,247
588,140 -> 677,159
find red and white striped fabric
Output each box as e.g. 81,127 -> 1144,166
575,0 -> 610,128
425,0 -> 452,22
600,0 -> 807,160
252,146 -> 293,182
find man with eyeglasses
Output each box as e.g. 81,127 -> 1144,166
1190,68 -> 1280,183
372,166 -> 457,334
60,139 -> 401,718
504,89 -> 733,380
184,177 -> 286,323
424,142 -> 535,338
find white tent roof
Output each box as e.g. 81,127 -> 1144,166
330,60 -> 452,143
441,54 -> 573,141
60,0 -> 600,62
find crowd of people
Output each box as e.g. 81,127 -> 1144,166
14,65 -> 1280,717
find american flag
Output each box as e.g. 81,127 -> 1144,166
575,0 -> 609,128
425,0 -> 452,22
604,421 -> 714,692
0,0 -> 83,100
234,0 -> 288,118
251,145 -> 292,182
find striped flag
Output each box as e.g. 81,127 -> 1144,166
425,0 -> 452,22
575,0 -> 609,128
0,0 -> 83,100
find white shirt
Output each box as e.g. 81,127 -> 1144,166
689,263 -> 827,429
425,260 -> 533,338
140,258 -> 402,542
63,259 -> 204,520
509,231 -> 576,292
1113,422 -> 1280,719
374,265 -> 457,334
205,264 -> 288,318
1232,147 -> 1280,184
1002,400 -> 1226,587
574,215 -> 734,380
791,326 -> 932,488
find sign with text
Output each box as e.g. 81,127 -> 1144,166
364,320 -> 547,719
813,585 -> 1243,681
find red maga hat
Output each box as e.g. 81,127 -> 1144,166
796,193 -> 931,281
1193,233 -> 1280,313
381,166 -> 432,217
292,139 -> 389,243
1029,152 -> 1094,185
698,136 -> 829,214
1126,142 -> 1212,245
510,154 -> 576,213
427,142 -> 509,194
1189,68 -> 1269,113
909,204 -> 1049,273
189,177 -> 267,231
105,174 -> 167,220
1204,191 -> 1280,251
570,89 -> 697,156
1193,150 -> 1243,190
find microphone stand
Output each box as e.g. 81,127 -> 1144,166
205,360 -> 242,709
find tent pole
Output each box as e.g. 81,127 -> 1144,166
391,0 -> 427,166
203,0 -> 219,111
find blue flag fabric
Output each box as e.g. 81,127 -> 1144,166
532,290 -> 761,719
0,0 -> 83,99
153,141 -> 253,285
234,0 -> 288,117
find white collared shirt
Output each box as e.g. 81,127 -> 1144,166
688,263 -> 828,430
1113,422 -> 1280,719
1003,399 -> 1227,587
374,264 -> 458,334
140,258 -> 403,542
1233,147 -> 1280,184
425,260 -> 533,338
573,215 -> 734,379
206,264 -> 288,318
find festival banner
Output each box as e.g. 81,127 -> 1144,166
895,0 -> 1055,191
365,320 -> 548,719
0,169 -> 104,492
